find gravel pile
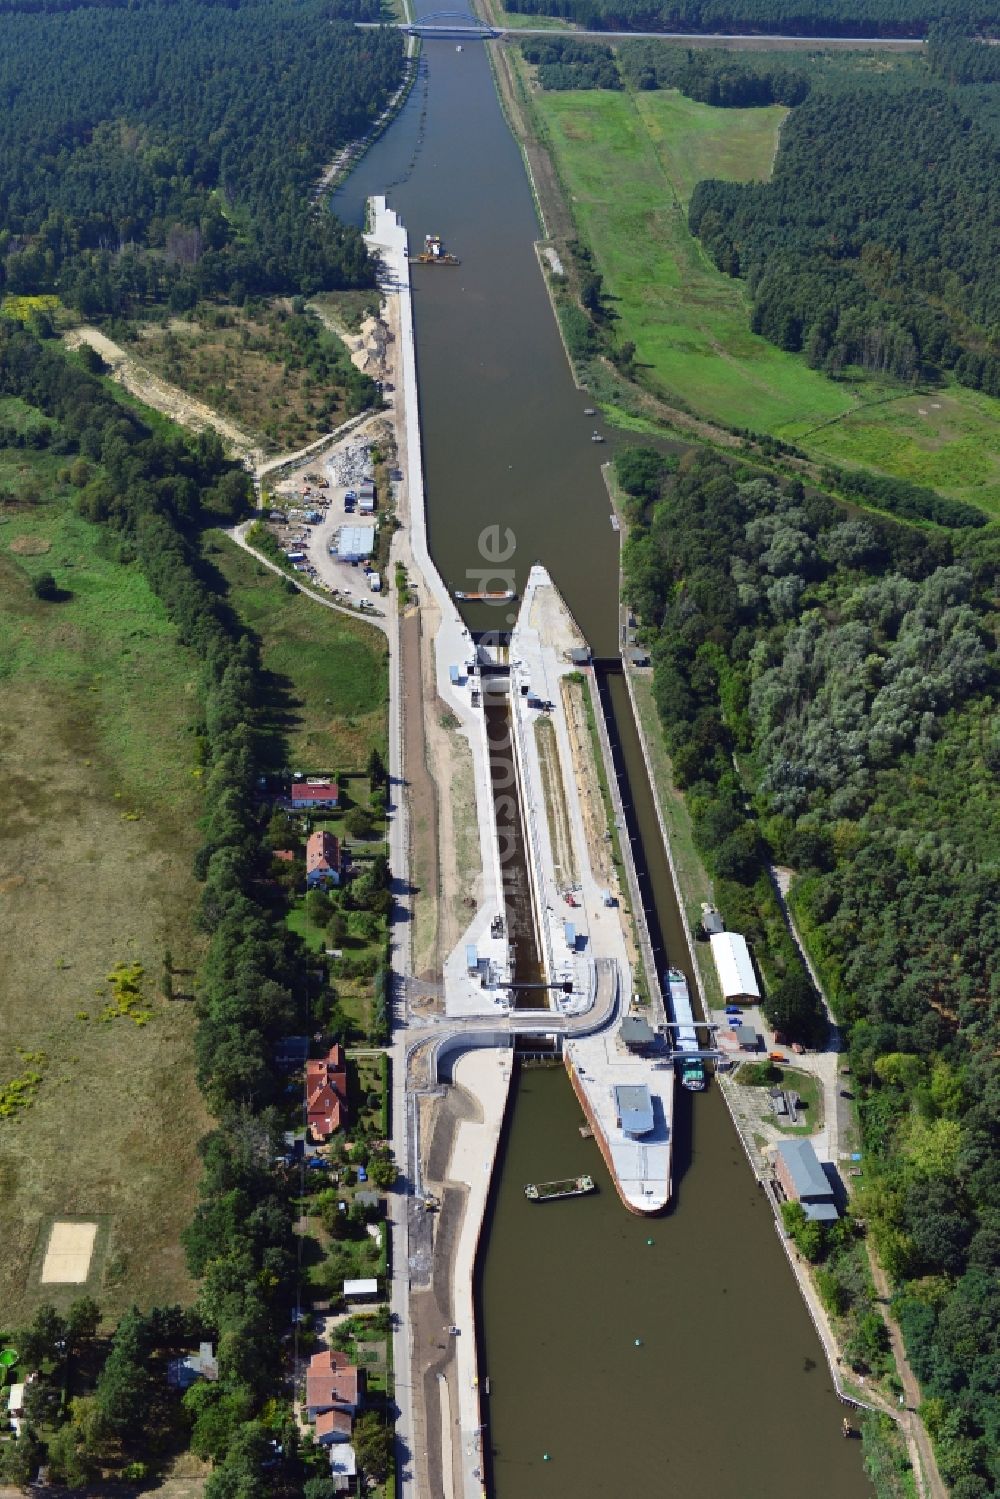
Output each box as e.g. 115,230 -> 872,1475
325,441 -> 374,489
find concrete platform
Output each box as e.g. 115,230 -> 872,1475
566,1031 -> 674,1213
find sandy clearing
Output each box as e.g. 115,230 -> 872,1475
41,1220 -> 97,1283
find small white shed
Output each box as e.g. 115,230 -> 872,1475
343,1278 -> 378,1300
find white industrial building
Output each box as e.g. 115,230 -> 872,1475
709,931 -> 761,1002
334,524 -> 376,563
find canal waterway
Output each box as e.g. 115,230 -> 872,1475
334,30 -> 870,1498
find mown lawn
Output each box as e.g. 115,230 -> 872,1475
0,448 -> 207,1326
207,533 -> 389,772
537,84 -> 1000,514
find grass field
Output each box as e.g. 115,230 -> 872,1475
536,87 -> 855,432
207,533 -> 389,772
535,84 -> 1000,513
789,383 -> 1000,517
0,446 -> 207,1326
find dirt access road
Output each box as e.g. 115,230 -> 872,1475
64,326 -> 265,468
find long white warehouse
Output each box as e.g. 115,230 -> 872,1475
710,930 -> 761,1002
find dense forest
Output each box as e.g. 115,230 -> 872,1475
618,446 -> 999,1496
0,1 -> 403,314
521,37 -> 622,89
684,37 -> 1000,394
0,323 -> 372,1492
504,0 -> 998,39
617,39 -> 810,102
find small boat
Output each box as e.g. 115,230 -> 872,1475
525,1175 -> 596,1202
591,432 -> 605,443
454,588 -> 516,602
583,407 -> 596,415
610,514 -> 620,531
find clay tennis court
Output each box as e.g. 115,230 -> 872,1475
40,1221 -> 98,1284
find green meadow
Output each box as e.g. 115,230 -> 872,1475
536,85 -> 1000,515
208,533 -> 389,772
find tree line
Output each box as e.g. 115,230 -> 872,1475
522,36 -> 810,102
0,322 -> 365,1494
689,74 -> 1000,394
503,0 -> 998,40
617,444 -> 998,1496
0,1 -> 403,315
617,40 -> 810,104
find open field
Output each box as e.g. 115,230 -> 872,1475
207,532 -> 389,771
0,446 -> 207,1326
535,86 -> 855,431
790,383 -> 1000,518
126,300 -> 371,454
535,83 -> 1000,512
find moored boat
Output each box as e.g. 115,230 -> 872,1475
454,588 -> 516,602
665,965 -> 706,1092
414,232 -> 460,265
524,1174 -> 596,1202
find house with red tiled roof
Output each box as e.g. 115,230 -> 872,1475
290,779 -> 340,810
306,830 -> 342,888
306,1348 -> 364,1420
315,1408 -> 354,1446
306,1044 -> 348,1141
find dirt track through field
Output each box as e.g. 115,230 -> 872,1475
64,327 -> 264,466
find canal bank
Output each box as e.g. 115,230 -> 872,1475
334,28 -> 870,1499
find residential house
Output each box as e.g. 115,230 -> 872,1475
167,1342 -> 218,1390
315,1408 -> 354,1446
305,1348 -> 364,1420
306,830 -> 342,888
306,1043 -> 348,1141
290,779 -> 340,811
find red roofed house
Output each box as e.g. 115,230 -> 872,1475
306,1348 -> 364,1421
315,1408 -> 354,1446
306,830 -> 342,888
306,1043 -> 348,1141
290,779 -> 340,810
